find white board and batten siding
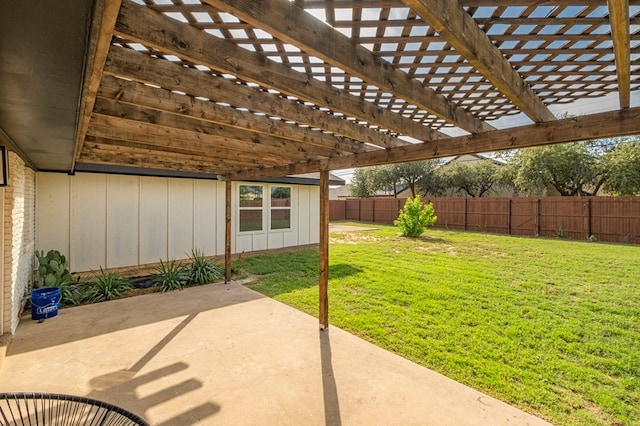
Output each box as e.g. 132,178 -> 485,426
36,172 -> 320,272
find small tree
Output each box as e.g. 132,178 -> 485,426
438,159 -> 500,197
394,196 -> 437,237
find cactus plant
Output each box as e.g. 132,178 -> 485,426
34,249 -> 75,289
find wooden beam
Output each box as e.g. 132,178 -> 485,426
97,75 -> 373,155
225,180 -> 232,283
86,121 -> 295,165
104,46 -> 415,149
72,0 -> 122,171
223,107 -> 640,180
115,0 -> 439,143
319,170 -> 329,330
83,136 -> 267,169
90,100 -> 333,162
608,0 -> 631,108
401,0 -> 556,123
79,148 -> 231,173
204,0 -> 493,133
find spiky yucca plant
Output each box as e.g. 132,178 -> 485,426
188,249 -> 223,285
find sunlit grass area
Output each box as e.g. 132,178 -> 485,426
234,223 -> 639,426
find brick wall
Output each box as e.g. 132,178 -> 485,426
2,152 -> 36,334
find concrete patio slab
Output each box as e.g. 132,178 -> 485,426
0,283 -> 550,425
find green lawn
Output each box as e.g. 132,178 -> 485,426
233,223 -> 640,426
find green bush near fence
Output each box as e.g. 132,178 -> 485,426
394,195 -> 437,237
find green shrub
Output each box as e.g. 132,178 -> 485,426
35,249 -> 75,288
394,195 -> 437,237
153,259 -> 189,292
59,281 -> 90,306
87,268 -> 131,303
188,249 -> 223,285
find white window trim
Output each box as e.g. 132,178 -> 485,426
269,185 -> 293,232
238,183 -> 265,234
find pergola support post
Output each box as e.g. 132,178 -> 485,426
225,180 -> 232,283
319,170 -> 329,330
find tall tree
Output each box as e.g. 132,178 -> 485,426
389,161 -> 442,197
504,142 -> 605,196
601,139 -> 640,195
350,167 -> 378,198
439,159 -> 500,197
350,160 -> 442,198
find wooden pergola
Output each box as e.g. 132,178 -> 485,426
70,0 -> 640,328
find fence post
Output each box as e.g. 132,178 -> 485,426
507,199 -> 512,235
536,198 -> 542,237
372,198 -> 376,223
587,198 -> 592,239
464,198 -> 468,231
358,198 -> 361,222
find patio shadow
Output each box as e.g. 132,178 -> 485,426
320,329 -> 342,426
87,313 -> 221,424
9,283 -> 265,356
329,263 -> 362,279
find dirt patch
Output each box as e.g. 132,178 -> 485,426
330,233 -> 381,244
415,245 -> 457,255
329,224 -> 378,233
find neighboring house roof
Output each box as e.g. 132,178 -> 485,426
329,184 -> 352,200
442,153 -> 506,166
329,183 -> 406,199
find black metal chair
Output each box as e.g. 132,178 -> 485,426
0,393 -> 149,426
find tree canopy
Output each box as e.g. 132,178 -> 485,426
600,140 -> 640,195
350,160 -> 443,198
438,159 -> 502,197
349,137 -> 640,198
503,137 -> 640,196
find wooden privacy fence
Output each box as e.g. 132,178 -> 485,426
329,196 -> 640,244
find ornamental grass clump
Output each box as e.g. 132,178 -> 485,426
88,267 -> 131,302
153,259 -> 189,292
188,249 -> 223,285
394,195 -> 437,237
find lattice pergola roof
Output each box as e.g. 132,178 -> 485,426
71,0 -> 640,180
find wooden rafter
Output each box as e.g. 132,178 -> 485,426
224,107 -> 640,180
114,0 -> 438,143
81,142 -> 259,171
96,76 -> 373,155
88,108 -> 324,163
84,135 -> 273,168
401,0 -> 555,123
72,0 -> 122,171
204,0 -> 493,133
103,46 -> 414,149
64,0 -> 637,180
608,0 -> 631,109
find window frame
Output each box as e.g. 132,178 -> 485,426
269,185 -> 292,231
238,184 -> 265,234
